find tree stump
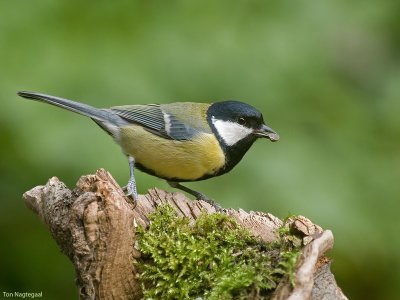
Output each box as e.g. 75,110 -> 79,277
23,169 -> 347,300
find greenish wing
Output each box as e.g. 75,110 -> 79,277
161,102 -> 212,138
110,103 -> 211,140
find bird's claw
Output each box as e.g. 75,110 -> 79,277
202,198 -> 224,212
123,179 -> 138,207
196,193 -> 224,212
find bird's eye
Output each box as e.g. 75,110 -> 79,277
238,117 -> 246,125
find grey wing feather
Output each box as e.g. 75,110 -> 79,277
111,104 -> 164,130
110,104 -> 199,140
166,113 -> 199,140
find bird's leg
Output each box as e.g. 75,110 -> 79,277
123,156 -> 138,204
167,181 -> 223,211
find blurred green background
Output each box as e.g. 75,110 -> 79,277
1,1 -> 399,299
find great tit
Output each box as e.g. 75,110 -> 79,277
18,91 -> 279,206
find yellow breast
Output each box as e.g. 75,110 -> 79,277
118,125 -> 225,181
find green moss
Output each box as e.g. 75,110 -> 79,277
135,205 -> 300,299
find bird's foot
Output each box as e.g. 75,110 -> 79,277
196,193 -> 224,212
167,181 -> 224,212
122,178 -> 138,207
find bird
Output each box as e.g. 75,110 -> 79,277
17,91 -> 279,208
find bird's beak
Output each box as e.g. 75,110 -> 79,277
254,124 -> 280,142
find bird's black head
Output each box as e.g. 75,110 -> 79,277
207,100 -> 279,175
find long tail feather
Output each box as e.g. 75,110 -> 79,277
17,91 -> 114,123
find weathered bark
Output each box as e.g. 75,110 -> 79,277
23,169 -> 347,300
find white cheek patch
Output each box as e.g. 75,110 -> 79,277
212,117 -> 253,146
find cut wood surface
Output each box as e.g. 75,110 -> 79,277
23,169 -> 347,300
